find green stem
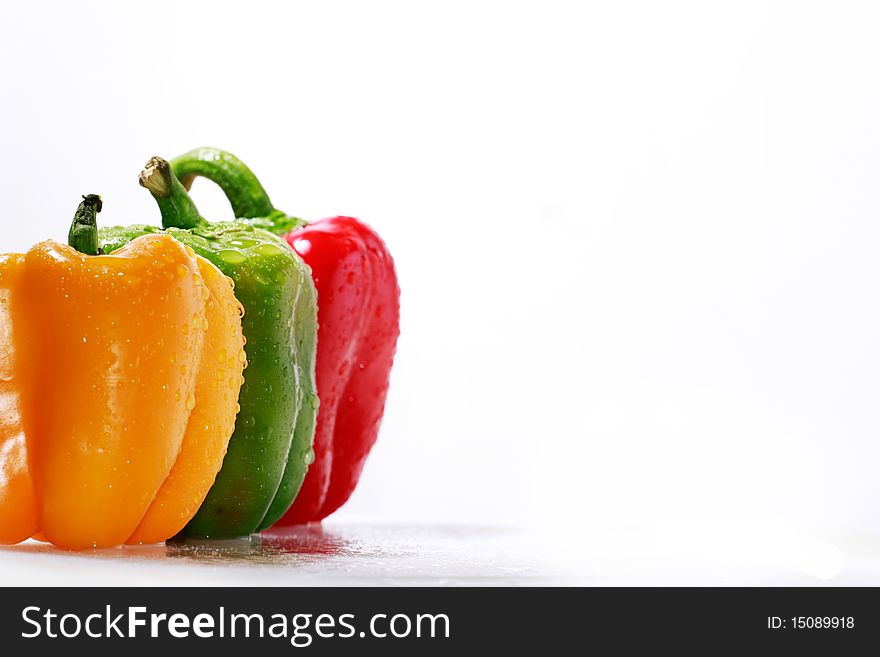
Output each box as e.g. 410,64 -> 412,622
139,156 -> 204,230
170,147 -> 306,235
68,194 -> 103,255
171,147 -> 276,219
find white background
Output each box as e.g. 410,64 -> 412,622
2,1 -> 880,582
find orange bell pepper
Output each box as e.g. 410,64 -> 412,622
0,195 -> 245,549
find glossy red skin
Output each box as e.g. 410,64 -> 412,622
275,216 -> 399,525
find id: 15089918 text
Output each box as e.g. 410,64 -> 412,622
767,616 -> 854,630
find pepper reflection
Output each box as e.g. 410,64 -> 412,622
164,525 -> 351,563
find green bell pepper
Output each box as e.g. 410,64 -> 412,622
99,157 -> 318,538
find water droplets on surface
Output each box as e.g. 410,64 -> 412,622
219,249 -> 247,266
252,270 -> 272,286
254,242 -> 285,257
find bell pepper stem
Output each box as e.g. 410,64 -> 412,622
139,156 -> 204,230
171,147 -> 277,219
68,194 -> 104,255
170,147 -> 307,235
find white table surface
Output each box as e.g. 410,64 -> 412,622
0,523 -> 554,587
2,520 -> 879,586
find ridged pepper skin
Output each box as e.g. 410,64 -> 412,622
280,217 -> 400,523
128,252 -> 246,545
171,148 -> 400,524
0,254 -> 37,545
0,196 -> 245,549
99,158 -> 318,537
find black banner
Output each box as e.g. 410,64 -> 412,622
0,587 -> 876,652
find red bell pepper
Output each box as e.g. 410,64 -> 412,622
171,148 -> 400,524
